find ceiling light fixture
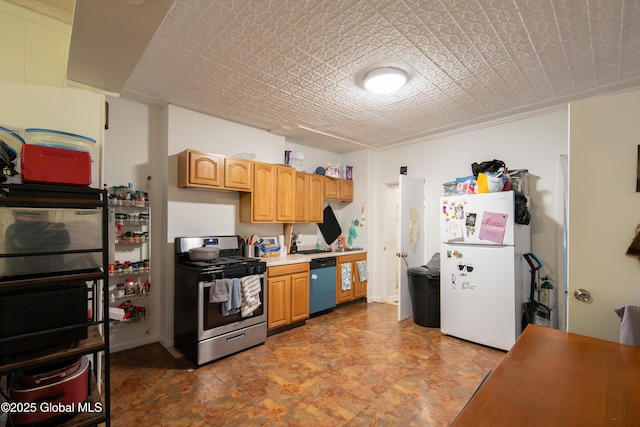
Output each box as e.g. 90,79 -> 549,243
364,67 -> 407,94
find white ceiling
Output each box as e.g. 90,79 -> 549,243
64,0 -> 640,153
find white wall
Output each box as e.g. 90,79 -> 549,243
282,142 -> 373,250
161,105 -> 354,344
340,149 -> 374,249
166,104 -> 285,240
104,99 -> 571,348
369,107 -> 569,311
103,96 -> 161,352
0,1 -> 104,185
103,98 -> 152,189
568,89 -> 640,342
99,89 -> 640,348
101,101 -> 360,349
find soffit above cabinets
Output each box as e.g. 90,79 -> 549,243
61,0 -> 640,153
5,0 -> 75,24
67,0 -> 174,95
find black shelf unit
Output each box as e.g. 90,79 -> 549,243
0,184 -> 110,427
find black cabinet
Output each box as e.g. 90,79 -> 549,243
0,184 -> 110,426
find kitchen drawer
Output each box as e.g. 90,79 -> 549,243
336,253 -> 367,264
267,262 -> 309,277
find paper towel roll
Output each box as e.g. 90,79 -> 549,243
278,235 -> 285,247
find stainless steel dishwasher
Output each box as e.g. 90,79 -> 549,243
309,257 -> 337,315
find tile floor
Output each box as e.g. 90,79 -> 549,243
110,302 -> 505,426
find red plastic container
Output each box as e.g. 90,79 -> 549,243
10,356 -> 90,425
21,144 -> 91,186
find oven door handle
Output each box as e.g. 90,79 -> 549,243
197,282 -> 209,339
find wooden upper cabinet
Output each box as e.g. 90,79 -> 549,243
179,149 -> 353,222
178,150 -> 252,192
339,179 -> 353,202
323,176 -> 353,202
294,173 -> 308,222
178,149 -> 223,188
294,172 -> 324,223
276,166 -> 296,222
251,162 -> 277,222
324,177 -> 340,200
308,174 -> 324,222
224,158 -> 253,191
239,163 -> 296,223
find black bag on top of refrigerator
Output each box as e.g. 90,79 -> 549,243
471,159 -> 505,177
514,190 -> 530,225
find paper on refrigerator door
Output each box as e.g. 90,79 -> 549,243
441,198 -> 466,242
478,211 -> 508,244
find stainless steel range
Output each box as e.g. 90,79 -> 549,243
173,235 -> 267,367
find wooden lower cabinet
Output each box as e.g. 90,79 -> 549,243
336,253 -> 367,304
267,263 -> 310,330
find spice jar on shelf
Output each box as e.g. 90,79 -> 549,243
136,190 -> 146,207
125,278 -> 136,295
115,283 -> 125,298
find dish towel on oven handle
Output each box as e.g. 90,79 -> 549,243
221,278 -> 242,316
210,278 -> 231,303
341,263 -> 352,291
240,275 -> 262,317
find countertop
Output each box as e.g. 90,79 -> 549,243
259,249 -> 368,267
451,325 -> 640,426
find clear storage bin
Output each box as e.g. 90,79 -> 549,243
443,181 -> 457,196
509,169 -> 529,196
0,207 -> 103,277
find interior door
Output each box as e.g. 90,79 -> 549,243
398,175 -> 426,321
383,184 -> 399,302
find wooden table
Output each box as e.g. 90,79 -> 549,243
452,324 -> 640,426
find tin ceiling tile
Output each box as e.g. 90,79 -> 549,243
91,0 -> 640,152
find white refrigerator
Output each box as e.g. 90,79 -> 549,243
439,192 -> 530,350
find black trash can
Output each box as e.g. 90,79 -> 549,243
407,253 -> 441,328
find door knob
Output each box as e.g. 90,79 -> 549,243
574,288 -> 591,303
